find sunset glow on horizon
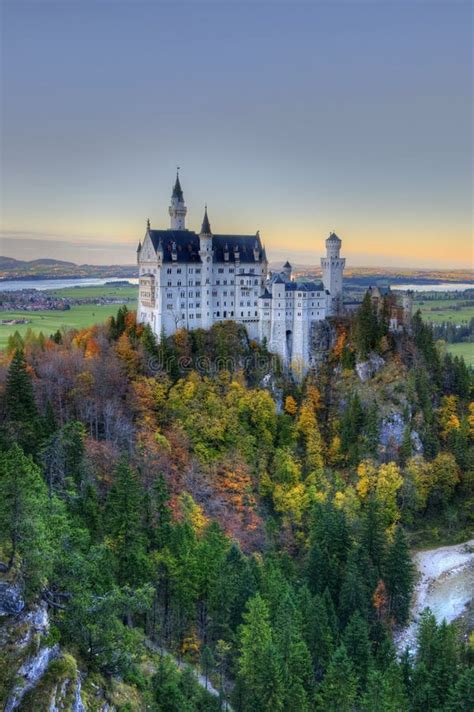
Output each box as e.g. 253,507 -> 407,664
1,1 -> 472,269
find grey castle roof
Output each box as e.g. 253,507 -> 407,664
283,261 -> 292,269
259,288 -> 273,300
326,231 -> 341,242
146,229 -> 264,264
285,280 -> 324,292
200,207 -> 211,235
172,174 -> 184,201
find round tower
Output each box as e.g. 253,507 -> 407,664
320,231 -> 345,315
168,171 -> 187,230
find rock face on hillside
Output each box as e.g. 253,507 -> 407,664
0,583 -> 25,617
0,583 -> 87,712
355,354 -> 385,382
309,320 -> 337,370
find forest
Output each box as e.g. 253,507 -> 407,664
0,296 -> 473,711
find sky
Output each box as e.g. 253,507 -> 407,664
1,0 -> 472,268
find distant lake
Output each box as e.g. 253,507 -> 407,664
392,283 -> 473,293
0,277 -> 139,292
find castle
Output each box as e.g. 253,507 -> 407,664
137,174 -> 345,370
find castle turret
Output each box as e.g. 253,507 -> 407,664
320,231 -> 345,315
199,205 -> 213,330
402,290 -> 413,329
168,171 -> 187,229
282,261 -> 292,282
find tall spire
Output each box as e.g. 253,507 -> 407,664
200,204 -> 212,235
169,167 -> 187,229
172,169 -> 184,202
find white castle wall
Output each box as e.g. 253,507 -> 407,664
137,180 -> 345,371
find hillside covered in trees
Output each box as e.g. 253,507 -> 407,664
0,300 -> 473,711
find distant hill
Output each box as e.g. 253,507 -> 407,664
0,256 -> 137,281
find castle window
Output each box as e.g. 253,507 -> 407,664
168,281 -> 172,287
189,280 -> 193,286
196,268 -> 201,274
196,281 -> 201,286
177,281 -> 182,286
196,302 -> 200,308
167,268 -> 172,274
229,268 -> 234,273
189,268 -> 193,274
181,291 -> 186,298
218,268 -> 224,273
241,311 -> 244,317
177,268 -> 182,274
197,313 -> 201,318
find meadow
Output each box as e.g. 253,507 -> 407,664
444,341 -> 474,367
416,298 -> 474,324
0,304 -> 136,349
45,284 -> 138,300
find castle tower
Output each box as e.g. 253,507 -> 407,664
321,231 -> 345,315
402,290 -> 414,329
199,206 -> 213,330
168,171 -> 187,229
282,261 -> 292,282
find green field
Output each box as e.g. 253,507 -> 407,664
445,341 -> 474,367
0,304 -> 136,349
45,284 -> 138,300
417,300 -> 474,324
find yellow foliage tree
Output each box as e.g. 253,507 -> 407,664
438,395 -> 461,441
468,402 -> 474,440
284,395 -> 298,417
356,459 -> 403,527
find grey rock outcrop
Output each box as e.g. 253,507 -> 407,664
309,320 -> 336,371
380,412 -> 405,449
355,354 -> 385,382
0,583 -> 25,617
4,643 -> 60,712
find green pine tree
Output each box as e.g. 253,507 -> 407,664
316,644 -> 358,712
237,593 -> 283,712
4,348 -> 40,453
106,458 -> 148,586
384,527 -> 414,625
343,612 -> 373,690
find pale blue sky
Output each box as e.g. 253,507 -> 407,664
1,0 -> 472,267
